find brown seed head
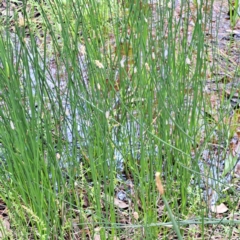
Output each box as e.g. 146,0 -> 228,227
155,172 -> 164,195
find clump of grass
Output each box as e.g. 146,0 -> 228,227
0,0 -> 239,239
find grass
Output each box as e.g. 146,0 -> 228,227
0,0 -> 239,239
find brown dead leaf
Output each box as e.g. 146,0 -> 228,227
114,198 -> 129,209
93,233 -> 101,240
211,203 -> 229,213
103,194 -> 129,209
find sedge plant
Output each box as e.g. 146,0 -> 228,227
0,0 -> 239,239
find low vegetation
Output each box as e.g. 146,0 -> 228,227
0,0 -> 239,239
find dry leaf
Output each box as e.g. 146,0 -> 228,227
103,194 -> 129,209
94,227 -> 102,240
93,234 -> 101,240
211,203 -> 228,213
114,198 -> 129,209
